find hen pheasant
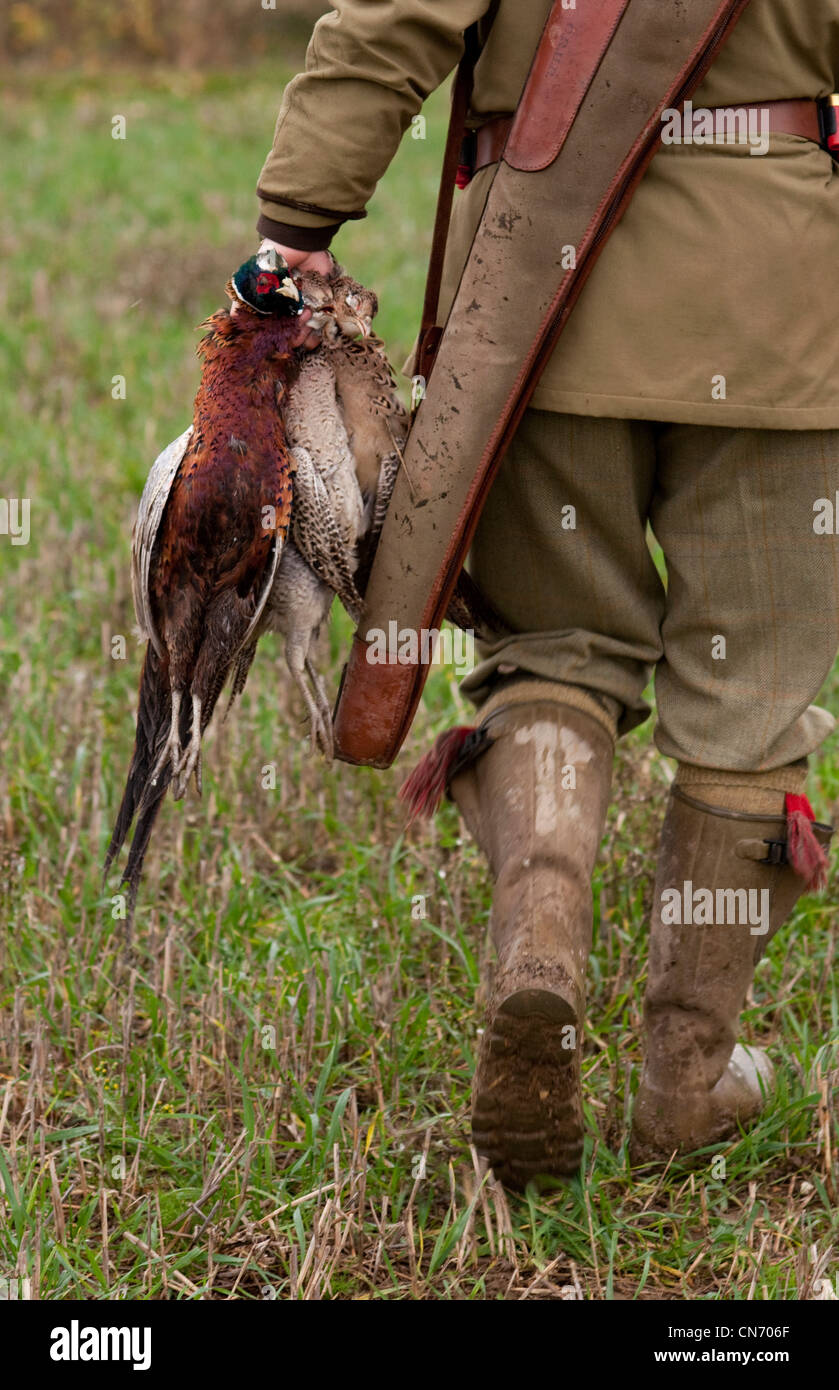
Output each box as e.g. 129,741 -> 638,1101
325,275 -> 408,589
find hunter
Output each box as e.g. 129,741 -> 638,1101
250,0 -> 838,1184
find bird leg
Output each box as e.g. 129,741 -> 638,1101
173,692 -> 203,799
305,656 -> 334,762
149,687 -> 183,789
285,641 -> 333,761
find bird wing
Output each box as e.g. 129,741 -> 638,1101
131,425 -> 193,657
366,341 -> 409,444
290,445 -> 363,619
232,521 -> 284,660
132,423 -> 286,664
370,450 -> 401,543
342,339 -> 408,435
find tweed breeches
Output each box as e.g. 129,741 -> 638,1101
461,410 -> 839,771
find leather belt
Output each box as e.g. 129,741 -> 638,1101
460,98 -> 828,182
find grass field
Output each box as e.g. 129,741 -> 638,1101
1,63 -> 837,1301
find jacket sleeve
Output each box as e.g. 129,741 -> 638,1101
256,0 -> 491,250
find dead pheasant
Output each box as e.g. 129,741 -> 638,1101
105,248 -> 303,918
232,275 -> 367,760
325,276 -> 408,589
229,269 -> 404,760
107,256 -> 504,921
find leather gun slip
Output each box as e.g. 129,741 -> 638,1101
333,0 -> 753,768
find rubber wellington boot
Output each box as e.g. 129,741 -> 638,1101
631,785 -> 833,1162
449,683 -> 615,1187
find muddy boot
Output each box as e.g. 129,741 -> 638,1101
631,774 -> 832,1163
449,681 -> 616,1187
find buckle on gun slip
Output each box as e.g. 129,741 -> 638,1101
818,94 -> 839,156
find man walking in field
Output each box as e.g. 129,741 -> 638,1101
248,0 -> 837,1184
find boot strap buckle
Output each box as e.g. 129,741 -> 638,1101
735,835 -> 788,865
760,837 -> 788,867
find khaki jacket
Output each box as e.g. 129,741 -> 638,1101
258,1 -> 839,428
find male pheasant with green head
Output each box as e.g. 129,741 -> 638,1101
105,248 -> 304,919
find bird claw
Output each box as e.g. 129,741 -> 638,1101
150,691 -> 183,790
172,747 -> 201,800
311,711 -> 334,763
288,656 -> 334,762
150,745 -> 180,790
171,693 -> 203,799
306,660 -> 334,762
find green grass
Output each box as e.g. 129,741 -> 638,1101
0,66 -> 837,1301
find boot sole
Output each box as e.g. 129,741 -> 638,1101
471,988 -> 583,1188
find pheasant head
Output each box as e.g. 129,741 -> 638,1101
230,246 -> 302,316
294,269 -> 337,336
332,277 -> 378,339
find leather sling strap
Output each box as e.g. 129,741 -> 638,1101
333,0 -> 754,769
414,24 -> 480,385
415,0 -> 501,383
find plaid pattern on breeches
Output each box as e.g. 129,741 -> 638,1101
461,410 -> 839,772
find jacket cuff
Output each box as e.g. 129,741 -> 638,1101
256,214 -> 341,252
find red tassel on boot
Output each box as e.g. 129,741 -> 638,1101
399,725 -> 491,822
785,793 -> 829,892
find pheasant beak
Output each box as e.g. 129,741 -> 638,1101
278,277 -> 301,300
351,315 -> 370,339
